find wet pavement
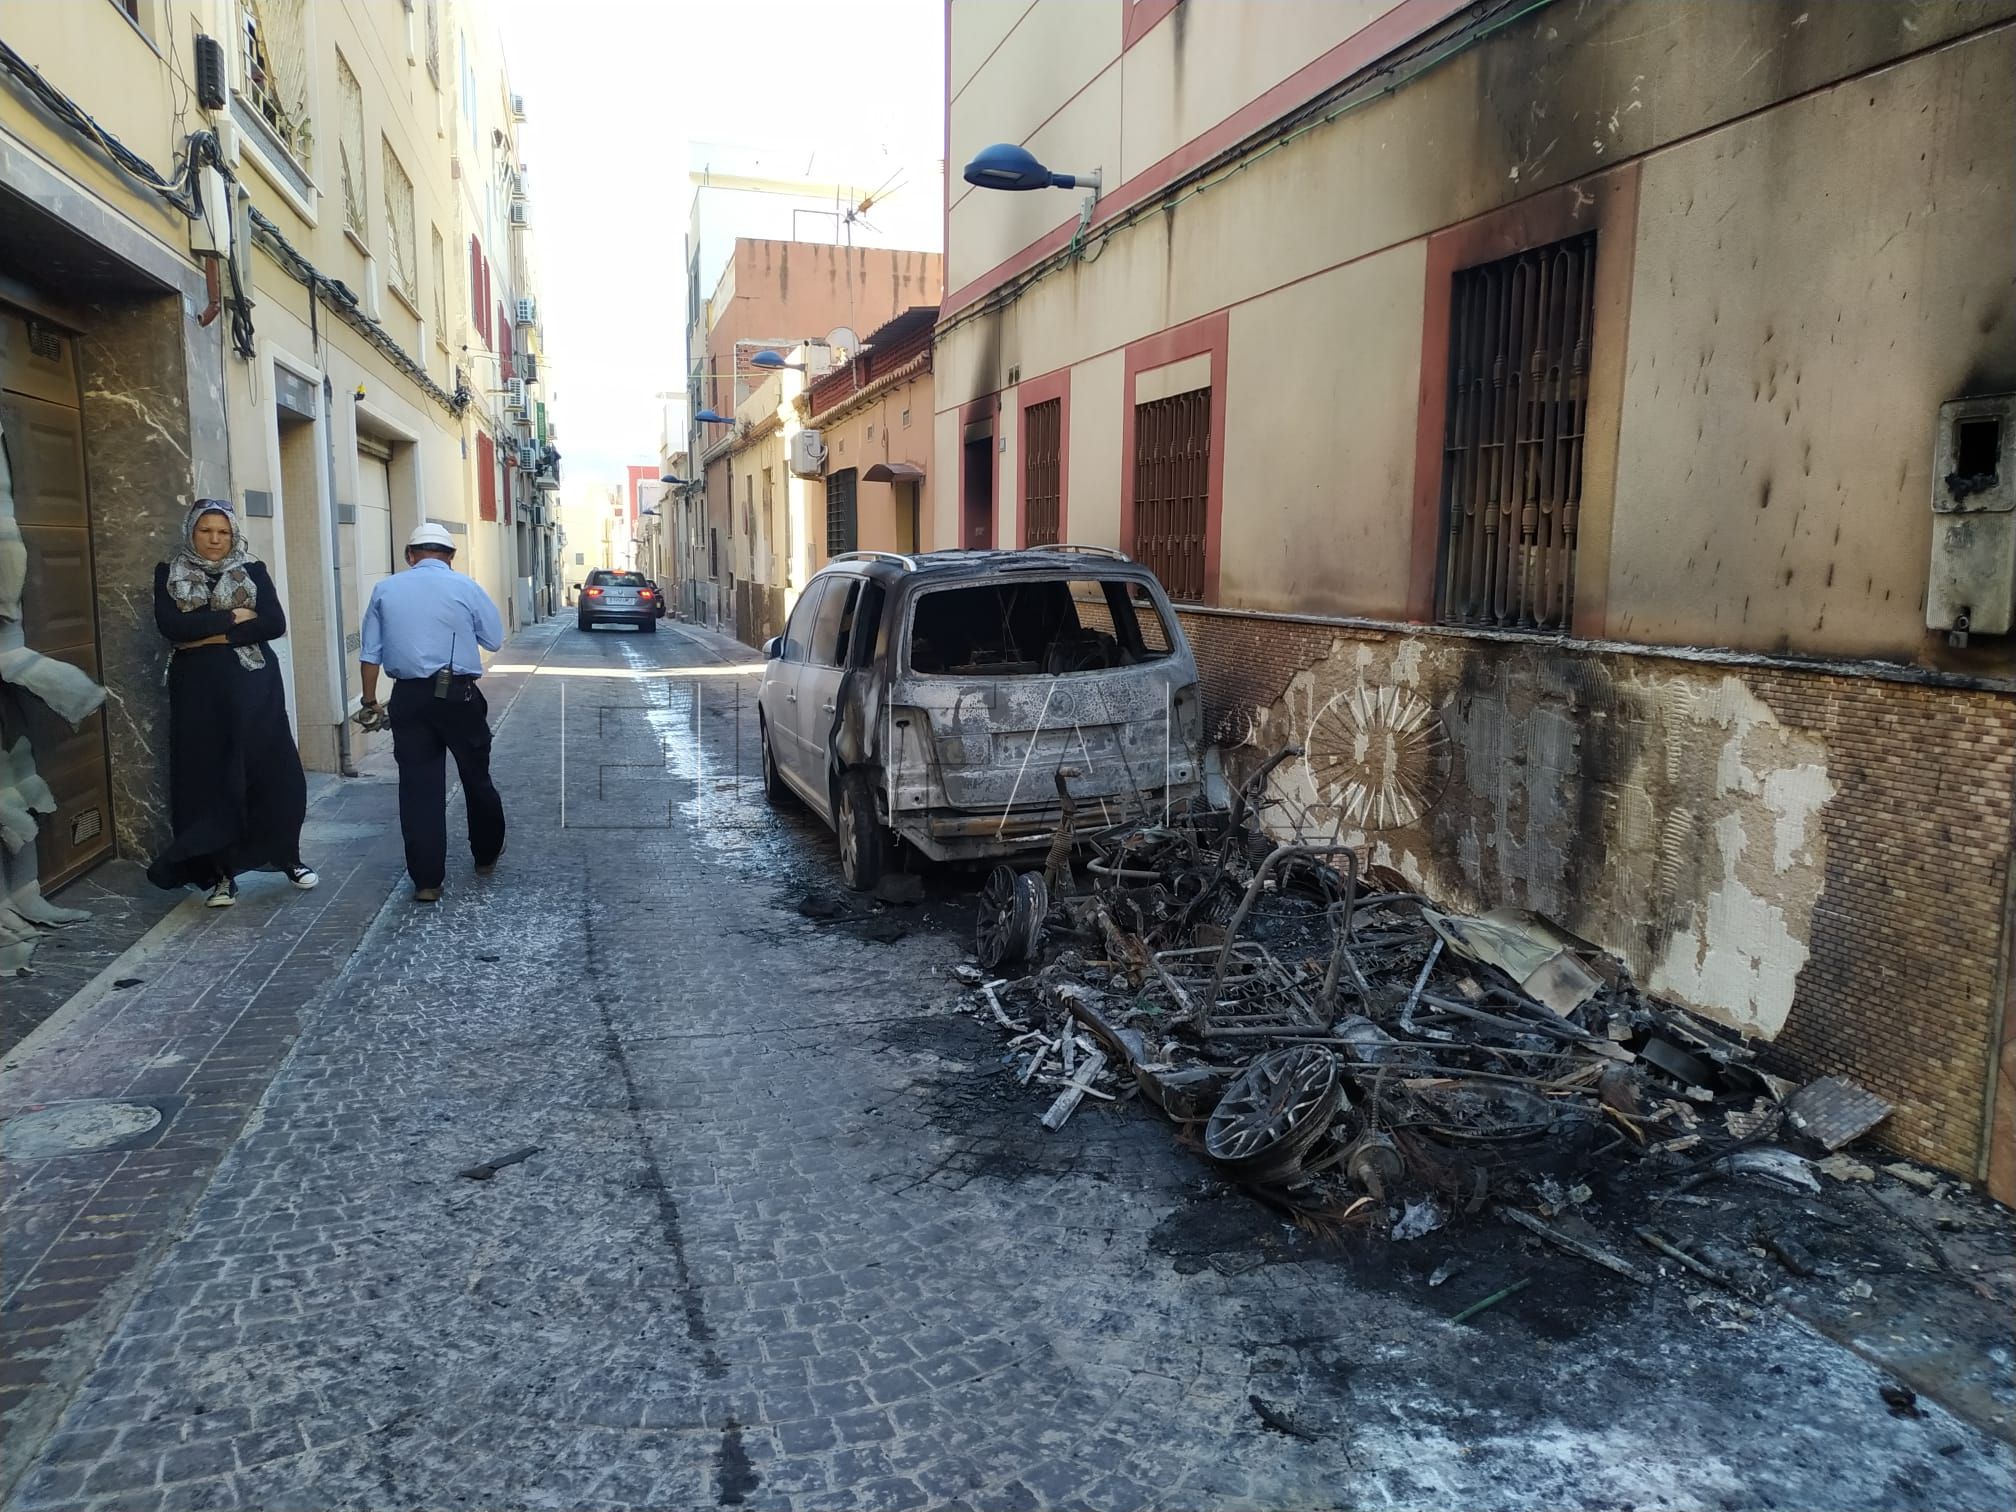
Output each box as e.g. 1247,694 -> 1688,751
2,618 -> 2012,1512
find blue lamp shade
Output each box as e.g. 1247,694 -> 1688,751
750,351 -> 787,371
695,409 -> 733,425
661,474 -> 692,485
963,143 -> 1078,191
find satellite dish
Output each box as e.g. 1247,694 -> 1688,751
825,327 -> 859,362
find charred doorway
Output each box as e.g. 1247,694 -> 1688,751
962,423 -> 994,550
0,306 -> 114,888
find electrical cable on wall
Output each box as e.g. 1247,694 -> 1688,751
0,36 -> 465,413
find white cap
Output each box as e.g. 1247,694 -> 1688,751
408,523 -> 456,551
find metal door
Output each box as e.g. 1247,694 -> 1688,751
355,436 -> 395,610
0,309 -> 113,888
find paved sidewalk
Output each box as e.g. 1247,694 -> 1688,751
2,619 -> 2010,1512
0,634 -> 553,1500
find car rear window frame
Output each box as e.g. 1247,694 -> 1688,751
898,572 -> 1178,680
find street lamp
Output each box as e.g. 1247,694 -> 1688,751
695,409 -> 733,425
963,143 -> 1104,244
750,350 -> 806,373
962,143 -> 1101,195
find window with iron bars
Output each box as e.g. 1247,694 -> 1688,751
1023,398 -> 1061,547
1437,232 -> 1596,631
240,0 -> 312,166
1131,387 -> 1210,602
383,140 -> 418,305
826,467 -> 859,558
335,51 -> 366,239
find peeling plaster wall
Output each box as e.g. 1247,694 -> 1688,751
1258,635 -> 1838,1039
1188,610 -> 2014,1177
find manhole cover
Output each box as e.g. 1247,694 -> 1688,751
1,1101 -> 164,1159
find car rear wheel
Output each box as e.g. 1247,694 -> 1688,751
836,772 -> 887,892
760,717 -> 795,808
642,618 -> 657,633
577,616 -> 592,632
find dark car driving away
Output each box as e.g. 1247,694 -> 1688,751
576,569 -> 657,632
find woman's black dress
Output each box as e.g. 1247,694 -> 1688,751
145,560 -> 310,889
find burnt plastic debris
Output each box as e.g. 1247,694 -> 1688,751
953,745 -> 1911,1254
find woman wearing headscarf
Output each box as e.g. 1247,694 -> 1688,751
146,500 -> 316,906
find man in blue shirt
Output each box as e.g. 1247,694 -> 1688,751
358,524 -> 506,902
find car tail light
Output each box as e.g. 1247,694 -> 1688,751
639,588 -> 654,599
585,587 -> 604,597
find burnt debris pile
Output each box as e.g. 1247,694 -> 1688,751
956,749 -> 1900,1251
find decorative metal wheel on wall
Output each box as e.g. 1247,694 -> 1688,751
1204,1046 -> 1345,1183
1302,685 -> 1452,833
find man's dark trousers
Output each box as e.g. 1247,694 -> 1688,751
387,677 -> 506,888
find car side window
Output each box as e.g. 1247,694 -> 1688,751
781,581 -> 825,663
810,579 -> 861,669
851,583 -> 885,668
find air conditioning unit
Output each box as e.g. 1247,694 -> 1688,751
504,377 -> 527,414
509,201 -> 528,227
519,351 -> 537,382
517,442 -> 540,470
510,93 -> 526,122
789,428 -> 827,478
514,297 -> 536,326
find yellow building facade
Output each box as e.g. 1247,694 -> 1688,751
1,0 -> 558,874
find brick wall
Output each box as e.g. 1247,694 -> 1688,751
1175,607 -> 2015,1182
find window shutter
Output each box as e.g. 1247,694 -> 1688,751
477,431 -> 498,521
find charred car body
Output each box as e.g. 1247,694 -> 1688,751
757,547 -> 1205,889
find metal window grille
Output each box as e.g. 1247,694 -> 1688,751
383,142 -> 418,303
336,51 -> 366,238
1131,388 -> 1210,601
241,0 -> 311,162
1438,232 -> 1596,631
826,468 -> 858,557
1024,398 -> 1061,546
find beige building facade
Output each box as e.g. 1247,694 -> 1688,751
940,0 -> 2016,1195
674,236 -> 942,638
1,0 -> 559,877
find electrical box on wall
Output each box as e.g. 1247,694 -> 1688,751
192,34 -> 227,111
1926,392 -> 2015,642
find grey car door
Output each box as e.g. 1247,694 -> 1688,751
794,577 -> 862,803
767,580 -> 825,790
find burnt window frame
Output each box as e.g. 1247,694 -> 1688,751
1130,386 -> 1211,604
1023,397 -> 1062,547
1435,230 -> 1597,633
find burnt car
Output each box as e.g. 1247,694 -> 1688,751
757,547 -> 1204,889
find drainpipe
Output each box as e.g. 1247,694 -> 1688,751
318,362 -> 358,777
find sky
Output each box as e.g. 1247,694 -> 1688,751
489,0 -> 946,500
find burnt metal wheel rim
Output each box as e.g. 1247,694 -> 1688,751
976,866 -> 1047,971
1205,1045 -> 1343,1182
839,786 -> 862,878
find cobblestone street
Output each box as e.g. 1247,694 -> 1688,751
3,622 -> 2012,1512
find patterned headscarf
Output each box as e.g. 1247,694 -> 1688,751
166,501 -> 265,670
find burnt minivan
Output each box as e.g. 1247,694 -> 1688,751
757,547 -> 1204,889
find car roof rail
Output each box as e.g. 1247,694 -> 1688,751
1049,543 -> 1131,560
826,550 -> 918,571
